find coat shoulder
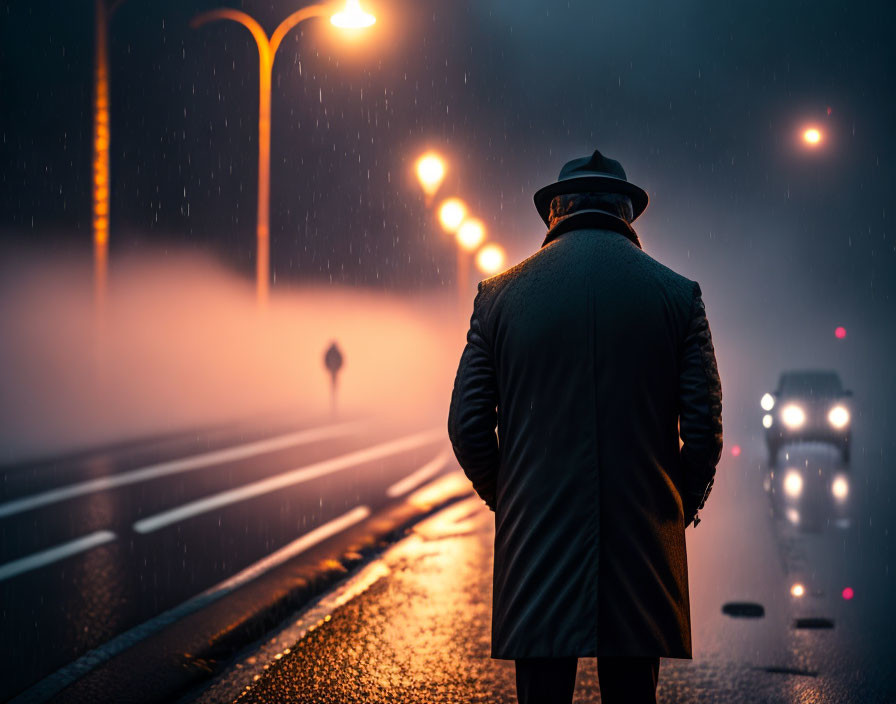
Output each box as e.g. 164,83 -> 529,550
628,243 -> 699,299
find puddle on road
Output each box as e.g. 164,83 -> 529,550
756,665 -> 818,677
721,601 -> 766,618
793,617 -> 835,629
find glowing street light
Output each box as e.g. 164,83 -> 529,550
476,243 -> 506,275
93,0 -> 112,318
415,152 -> 446,200
193,0 -> 376,306
802,126 -> 822,146
456,218 -> 486,251
331,0 -> 376,28
438,198 -> 467,232
91,0 -> 134,319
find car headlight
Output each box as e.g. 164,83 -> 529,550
783,470 -> 803,497
761,393 -> 775,411
781,404 -> 806,429
832,475 -> 849,500
828,405 -> 850,429
762,414 -> 774,429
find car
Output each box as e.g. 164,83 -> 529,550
761,370 -> 852,466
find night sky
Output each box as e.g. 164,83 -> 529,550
1,0 -> 894,328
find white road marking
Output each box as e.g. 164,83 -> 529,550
386,449 -> 452,498
0,420 -> 365,519
207,505 -> 371,595
0,531 -> 116,582
132,427 -> 443,534
11,506 -> 371,704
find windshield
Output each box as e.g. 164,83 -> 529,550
778,371 -> 843,396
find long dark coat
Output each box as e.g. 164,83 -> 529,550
447,209 -> 723,659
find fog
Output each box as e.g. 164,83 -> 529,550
0,244 -> 461,463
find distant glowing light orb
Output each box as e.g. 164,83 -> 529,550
330,0 -> 376,29
761,393 -> 776,411
842,586 -> 854,600
731,445 -> 742,457
832,475 -> 849,500
456,218 -> 486,251
438,198 -> 467,232
476,244 -> 506,275
762,414 -> 774,429
791,583 -> 806,598
415,152 -> 446,196
783,470 -> 803,498
802,127 -> 822,146
835,326 -> 847,339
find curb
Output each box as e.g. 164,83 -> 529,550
19,473 -> 475,704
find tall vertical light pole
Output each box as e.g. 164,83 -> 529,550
93,0 -> 116,317
455,217 -> 485,317
193,0 -> 375,306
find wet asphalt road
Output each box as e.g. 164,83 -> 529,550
196,429 -> 896,704
0,415 -> 451,701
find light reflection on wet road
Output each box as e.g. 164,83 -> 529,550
0,416 -> 451,700
199,442 -> 896,703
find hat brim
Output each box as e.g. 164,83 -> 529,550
534,175 -> 648,226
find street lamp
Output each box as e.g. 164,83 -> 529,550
192,0 -> 376,306
92,0 -> 130,320
802,126 -> 822,147
438,198 -> 467,232
415,151 -> 446,201
330,0 -> 376,28
476,243 -> 506,275
456,218 -> 485,251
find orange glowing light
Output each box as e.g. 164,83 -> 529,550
790,583 -> 805,598
330,0 -> 376,29
438,198 -> 467,233
456,219 -> 486,251
194,2 -> 374,305
802,127 -> 822,145
415,152 -> 446,196
476,244 -> 506,275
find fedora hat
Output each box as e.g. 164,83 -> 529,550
533,149 -> 648,226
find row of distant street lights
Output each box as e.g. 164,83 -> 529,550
414,151 -> 506,316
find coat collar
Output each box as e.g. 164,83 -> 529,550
541,209 -> 641,249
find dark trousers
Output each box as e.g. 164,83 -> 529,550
514,656 -> 660,704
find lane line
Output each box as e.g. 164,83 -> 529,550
0,420 -> 366,519
11,506 -> 371,704
386,449 -> 452,498
133,427 -> 443,534
0,531 -> 116,582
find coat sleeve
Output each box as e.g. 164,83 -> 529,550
678,282 -> 723,527
447,284 -> 499,511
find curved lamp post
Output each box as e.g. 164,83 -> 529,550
192,1 -> 375,306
